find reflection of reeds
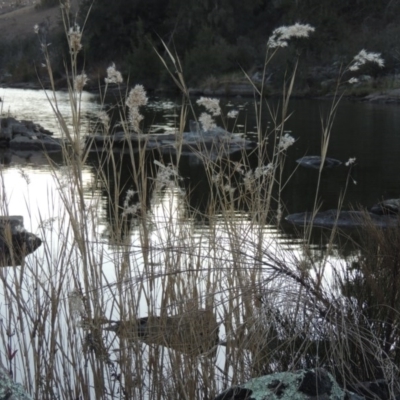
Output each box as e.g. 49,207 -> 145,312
0,6 -> 397,400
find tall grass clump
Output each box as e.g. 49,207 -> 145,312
0,5 -> 396,400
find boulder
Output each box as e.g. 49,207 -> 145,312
286,210 -> 399,229
85,129 -> 256,159
296,156 -> 342,169
370,199 -> 400,216
213,368 -> 363,400
105,308 -> 219,357
0,361 -> 32,400
0,216 -> 42,266
0,117 -> 62,152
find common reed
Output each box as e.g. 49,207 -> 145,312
0,8 -> 396,400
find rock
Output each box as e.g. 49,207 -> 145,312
0,117 -> 62,152
0,361 -> 32,400
0,216 -> 42,267
85,129 -> 256,159
370,199 -> 400,216
363,89 -> 400,104
10,134 -> 62,151
214,368 -> 357,400
296,156 -> 342,169
105,308 -> 219,357
286,210 -> 399,229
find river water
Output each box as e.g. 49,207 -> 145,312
1,87 -> 399,306
0,87 -> 399,396
2,88 -> 399,225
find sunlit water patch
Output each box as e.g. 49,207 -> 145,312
0,88 -> 101,137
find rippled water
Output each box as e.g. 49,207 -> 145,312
1,87 -> 400,246
0,88 -> 101,137
0,87 -> 398,394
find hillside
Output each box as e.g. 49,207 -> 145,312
1,0 -> 400,96
0,0 -> 64,41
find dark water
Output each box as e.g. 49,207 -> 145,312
139,96 -> 400,218
1,88 -> 400,243
282,99 -> 400,212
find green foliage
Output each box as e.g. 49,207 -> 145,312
1,0 -> 399,89
80,0 -> 170,75
0,37 -> 42,83
125,24 -> 165,89
79,0 -> 277,87
183,32 -> 238,86
77,0 -> 400,87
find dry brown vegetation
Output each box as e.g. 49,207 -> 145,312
1,6 -> 400,400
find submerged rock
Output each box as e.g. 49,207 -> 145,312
296,156 -> 342,169
0,216 -> 42,266
370,198 -> 400,216
214,368 -> 360,400
286,209 -> 399,229
105,308 -> 219,356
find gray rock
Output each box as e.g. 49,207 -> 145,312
370,199 -> 400,216
105,309 -> 220,357
11,123 -> 29,136
0,362 -> 32,400
0,216 -> 42,267
9,134 -> 62,151
285,210 -> 399,229
296,156 -> 342,169
0,117 -> 61,152
85,130 -> 256,159
214,368 -> 349,400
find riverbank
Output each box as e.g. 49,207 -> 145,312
2,78 -> 400,104
1,0 -> 399,104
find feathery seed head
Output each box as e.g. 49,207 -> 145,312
349,49 -> 384,71
68,24 -> 82,53
196,97 -> 221,116
126,85 -> 148,132
345,157 -> 356,167
268,23 -> 315,48
105,63 -> 123,84
126,85 -> 148,109
199,112 -> 216,132
279,133 -> 295,150
128,107 -> 144,133
74,73 -> 88,92
227,109 -> 239,119
254,164 -> 274,179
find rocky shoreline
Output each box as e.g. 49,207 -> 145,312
2,79 -> 400,103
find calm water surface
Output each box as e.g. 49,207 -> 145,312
0,87 -> 398,392
1,88 -> 400,243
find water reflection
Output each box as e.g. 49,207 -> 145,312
0,88 -> 101,137
1,88 -> 400,248
1,87 -> 400,396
